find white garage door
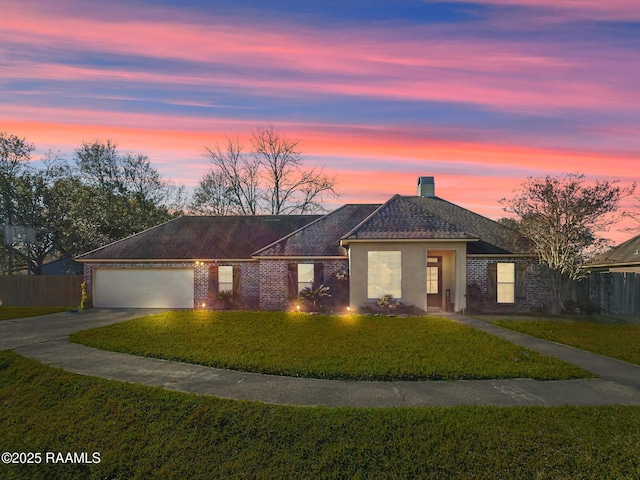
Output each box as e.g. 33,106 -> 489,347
93,268 -> 194,308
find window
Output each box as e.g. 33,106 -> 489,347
496,263 -> 515,303
426,257 -> 440,294
367,251 -> 402,299
297,264 -> 314,293
288,263 -> 324,298
218,265 -> 234,294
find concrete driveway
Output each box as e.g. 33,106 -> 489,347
4,309 -> 640,408
0,309 -> 166,350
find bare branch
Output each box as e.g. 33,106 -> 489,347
197,125 -> 338,215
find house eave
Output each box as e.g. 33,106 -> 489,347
466,253 -> 535,258
77,258 -> 257,263
340,238 -> 477,246
585,261 -> 640,270
252,255 -> 348,260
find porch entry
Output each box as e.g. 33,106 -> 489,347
426,256 -> 442,309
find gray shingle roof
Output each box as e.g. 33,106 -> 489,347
342,195 -> 532,255
76,215 -> 320,261
588,234 -> 640,268
76,195 -> 533,261
254,204 -> 381,257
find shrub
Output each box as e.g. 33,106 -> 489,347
376,294 -> 399,311
298,285 -> 331,311
325,271 -> 349,307
562,299 -> 601,316
79,282 -> 91,310
216,290 -> 235,310
360,295 -> 426,316
465,283 -> 490,313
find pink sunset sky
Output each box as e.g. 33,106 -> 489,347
1,0 -> 638,243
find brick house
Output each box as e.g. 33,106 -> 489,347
77,177 -> 544,312
587,234 -> 640,273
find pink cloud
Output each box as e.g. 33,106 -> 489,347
451,0 -> 640,21
5,108 -> 636,187
1,0 -> 636,245
2,1 -> 638,114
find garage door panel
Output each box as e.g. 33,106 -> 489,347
94,268 -> 194,308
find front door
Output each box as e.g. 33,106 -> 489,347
427,256 -> 442,309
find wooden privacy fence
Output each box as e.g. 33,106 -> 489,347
0,276 -> 84,307
576,272 -> 640,314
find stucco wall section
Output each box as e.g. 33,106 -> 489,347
348,241 -> 467,312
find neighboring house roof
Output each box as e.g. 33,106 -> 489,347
587,234 -> 640,270
76,215 -> 320,261
41,257 -> 84,275
341,195 -> 532,255
254,204 -> 382,257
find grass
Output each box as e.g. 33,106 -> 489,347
70,310 -> 591,381
0,351 -> 638,479
482,315 -> 640,365
0,306 -> 71,321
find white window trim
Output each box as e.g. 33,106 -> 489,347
367,251 -> 402,299
297,263 -> 314,293
218,265 -> 234,294
497,262 -> 515,303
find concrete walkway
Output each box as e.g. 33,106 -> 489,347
4,309 -> 640,408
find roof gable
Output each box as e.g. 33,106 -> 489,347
342,195 -> 531,254
76,215 -> 320,261
254,204 -> 381,257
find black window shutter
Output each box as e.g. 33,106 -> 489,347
233,265 -> 241,295
487,263 -> 497,300
209,265 -> 219,296
313,263 -> 324,289
516,263 -> 528,302
288,263 -> 298,299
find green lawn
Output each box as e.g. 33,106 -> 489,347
487,316 -> 640,365
0,306 -> 71,321
70,311 -> 591,381
0,351 -> 638,479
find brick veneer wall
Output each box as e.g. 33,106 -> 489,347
259,259 -> 348,311
198,262 -> 260,309
240,262 -> 261,309
85,259 -> 348,311
85,261 -> 262,310
466,256 -> 549,313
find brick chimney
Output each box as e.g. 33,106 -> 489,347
417,176 -> 435,197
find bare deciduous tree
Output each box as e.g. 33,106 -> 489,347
500,173 -> 635,314
196,126 -> 337,215
199,137 -> 260,215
